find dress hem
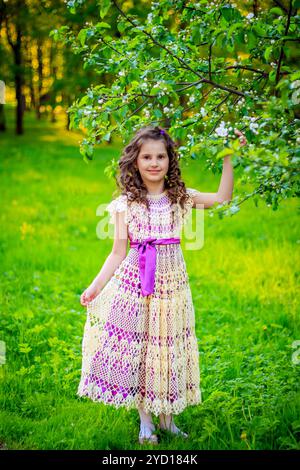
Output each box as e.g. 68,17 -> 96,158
77,382 -> 202,417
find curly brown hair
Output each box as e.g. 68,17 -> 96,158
114,125 -> 190,214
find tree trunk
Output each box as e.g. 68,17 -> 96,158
0,104 -> 6,132
27,38 -> 36,110
15,26 -> 23,135
49,42 -> 57,122
66,99 -> 71,130
3,0 -> 25,134
36,40 -> 43,119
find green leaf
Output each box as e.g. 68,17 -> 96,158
78,95 -> 89,106
270,7 -> 284,15
103,131 -> 111,141
80,140 -> 94,161
19,343 -> 32,354
149,87 -> 160,96
117,21 -> 127,34
264,46 -> 273,62
220,6 -> 235,22
77,29 -> 87,47
154,108 -> 163,118
290,71 -> 300,81
248,31 -> 258,49
269,70 -> 277,83
100,0 -> 111,19
253,23 -> 266,37
96,22 -> 111,29
216,147 -> 234,159
158,95 -> 168,106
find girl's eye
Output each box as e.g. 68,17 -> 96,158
144,155 -> 165,159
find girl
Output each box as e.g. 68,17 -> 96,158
78,125 -> 246,445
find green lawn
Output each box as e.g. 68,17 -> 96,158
0,108 -> 299,450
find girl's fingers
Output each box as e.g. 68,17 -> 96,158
234,128 -> 244,137
80,293 -> 88,306
233,128 -> 247,145
80,290 -> 94,307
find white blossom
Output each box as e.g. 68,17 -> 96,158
249,122 -> 259,134
215,121 -> 228,137
291,80 -> 300,89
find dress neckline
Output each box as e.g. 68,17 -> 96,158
146,190 -> 167,199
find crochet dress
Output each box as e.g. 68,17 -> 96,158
77,188 -> 202,416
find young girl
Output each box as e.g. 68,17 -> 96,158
78,125 -> 246,445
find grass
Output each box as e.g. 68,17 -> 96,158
0,107 -> 299,450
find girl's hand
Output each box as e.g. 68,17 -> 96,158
80,283 -> 101,307
234,128 -> 247,147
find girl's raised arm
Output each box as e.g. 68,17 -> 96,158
190,128 -> 247,210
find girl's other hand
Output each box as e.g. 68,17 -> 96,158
234,128 -> 247,147
80,283 -> 101,307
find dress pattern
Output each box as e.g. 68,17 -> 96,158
77,188 -> 202,416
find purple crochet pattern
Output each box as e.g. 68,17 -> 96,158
77,189 -> 202,416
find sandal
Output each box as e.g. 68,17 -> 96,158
138,422 -> 159,445
159,420 -> 188,439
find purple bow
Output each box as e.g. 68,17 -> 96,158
130,237 -> 181,296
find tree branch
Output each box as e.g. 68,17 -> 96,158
275,0 -> 293,86
111,0 -> 245,97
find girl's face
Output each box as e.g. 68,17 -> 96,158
135,139 -> 169,187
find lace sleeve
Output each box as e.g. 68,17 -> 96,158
181,187 -> 200,224
186,187 -> 200,198
106,194 -> 131,225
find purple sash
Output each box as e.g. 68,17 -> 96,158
129,237 -> 181,297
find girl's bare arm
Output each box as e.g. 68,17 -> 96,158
191,128 -> 247,210
192,155 -> 234,209
89,210 -> 128,291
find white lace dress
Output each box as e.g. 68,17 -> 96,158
77,188 -> 202,416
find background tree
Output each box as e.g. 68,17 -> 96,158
0,0 -> 101,132
1,0 -> 27,134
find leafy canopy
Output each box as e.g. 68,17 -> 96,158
51,0 -> 300,216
